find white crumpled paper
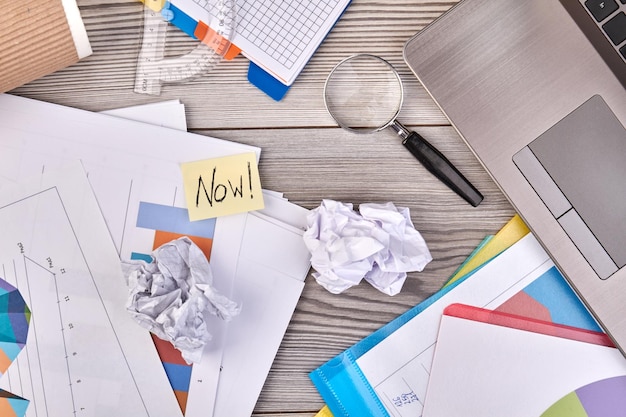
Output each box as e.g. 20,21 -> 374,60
303,200 -> 432,295
124,236 -> 240,364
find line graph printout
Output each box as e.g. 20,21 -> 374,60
0,94 -> 258,417
0,94 -> 258,262
0,163 -> 182,417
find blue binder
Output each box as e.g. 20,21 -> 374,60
309,263 -> 601,417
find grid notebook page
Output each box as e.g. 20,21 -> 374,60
179,0 -> 349,85
227,0 -> 349,85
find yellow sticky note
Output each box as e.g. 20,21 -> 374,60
140,0 -> 166,12
181,153 -> 264,220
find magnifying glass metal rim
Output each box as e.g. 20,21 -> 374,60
322,53 -> 484,207
324,53 -> 405,134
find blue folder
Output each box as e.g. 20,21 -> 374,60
309,262 -> 601,417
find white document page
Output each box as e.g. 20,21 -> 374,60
0,93 -> 258,417
101,99 -> 187,130
102,101 -> 311,417
213,209 -> 311,417
355,234 -> 554,417
171,0 -> 351,85
0,93 -> 259,261
0,162 -> 182,417
101,99 -> 229,417
423,307 -> 626,416
0,96 -> 311,417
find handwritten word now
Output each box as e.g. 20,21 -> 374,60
196,163 -> 253,207
181,153 -> 264,220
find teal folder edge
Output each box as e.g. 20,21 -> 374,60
309,270 -> 474,417
162,1 -> 352,101
309,259 -> 602,417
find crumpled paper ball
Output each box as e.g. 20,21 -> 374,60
303,199 -> 432,295
124,236 -> 240,364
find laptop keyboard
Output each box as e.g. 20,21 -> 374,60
583,0 -> 626,61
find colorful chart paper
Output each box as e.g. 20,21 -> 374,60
541,376 -> 626,417
0,278 -> 30,417
422,304 -> 626,417
133,201 -> 216,413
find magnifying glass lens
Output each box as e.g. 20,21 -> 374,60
324,55 -> 403,132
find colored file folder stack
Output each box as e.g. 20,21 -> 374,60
310,215 -> 626,417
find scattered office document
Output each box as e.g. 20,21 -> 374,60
213,206 -> 311,417
0,161 -> 182,417
107,100 -> 312,417
0,94 -> 312,417
422,304 -> 626,417
303,200 -> 431,295
310,232 -> 602,417
0,93 -> 259,261
0,93 -> 258,417
101,99 -> 188,130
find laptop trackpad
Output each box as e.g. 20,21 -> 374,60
513,95 -> 626,279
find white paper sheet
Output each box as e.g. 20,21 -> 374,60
101,100 -> 187,130
355,234 -> 554,417
103,101 -> 311,417
0,93 -> 259,262
0,161 -> 182,417
0,93 -> 258,417
0,94 -> 311,417
213,209 -> 311,417
423,305 -> 626,416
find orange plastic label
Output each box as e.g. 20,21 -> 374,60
194,21 -> 241,60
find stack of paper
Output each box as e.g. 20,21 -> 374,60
0,94 -> 311,417
310,215 -> 625,417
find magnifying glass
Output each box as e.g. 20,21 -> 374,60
324,54 -> 483,207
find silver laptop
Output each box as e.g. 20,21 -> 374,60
404,0 -> 626,352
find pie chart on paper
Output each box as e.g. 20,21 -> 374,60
540,375 -> 626,416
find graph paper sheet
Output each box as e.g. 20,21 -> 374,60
0,162 -> 183,417
172,0 -> 351,85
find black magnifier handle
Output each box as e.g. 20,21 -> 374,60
392,123 -> 483,206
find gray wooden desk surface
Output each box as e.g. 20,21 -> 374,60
10,0 -> 515,415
